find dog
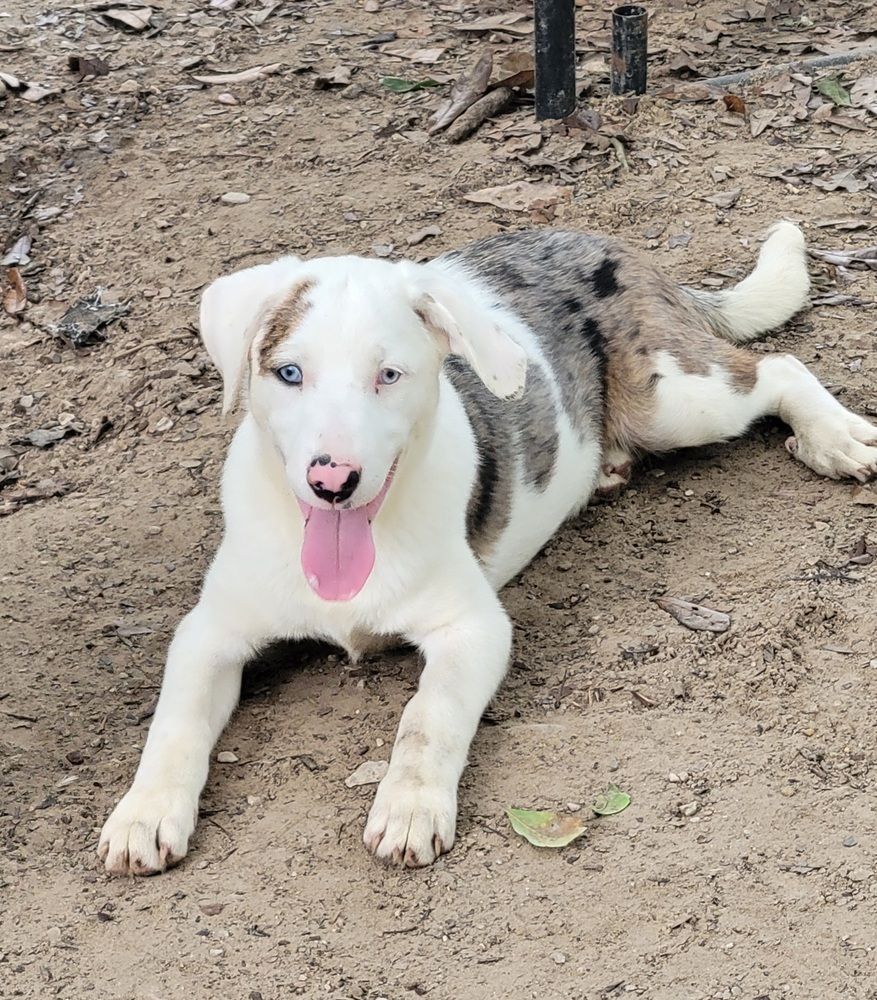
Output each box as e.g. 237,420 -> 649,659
99,222 -> 877,874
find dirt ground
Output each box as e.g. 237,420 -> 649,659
2,1 -> 877,998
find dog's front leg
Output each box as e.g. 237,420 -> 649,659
98,597 -> 257,875
364,577 -> 512,867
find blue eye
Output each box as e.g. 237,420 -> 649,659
378,368 -> 402,386
276,364 -> 303,386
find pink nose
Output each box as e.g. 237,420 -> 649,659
307,455 -> 362,505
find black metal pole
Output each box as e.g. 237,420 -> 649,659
534,0 -> 576,120
610,5 -> 648,96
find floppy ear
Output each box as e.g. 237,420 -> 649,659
402,264 -> 528,400
199,256 -> 303,414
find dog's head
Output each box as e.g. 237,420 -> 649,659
199,253 -> 527,601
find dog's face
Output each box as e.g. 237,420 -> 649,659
199,254 -> 527,600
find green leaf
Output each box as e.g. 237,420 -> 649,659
817,75 -> 852,106
379,76 -> 440,94
592,783 -> 632,816
506,807 -> 588,848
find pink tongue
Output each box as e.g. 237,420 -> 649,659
300,505 -> 375,601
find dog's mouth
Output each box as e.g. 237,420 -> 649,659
296,464 -> 396,602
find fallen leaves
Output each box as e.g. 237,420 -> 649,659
591,784 -> 632,817
57,290 -> 130,347
429,52 -> 493,134
653,596 -> 731,633
507,784 -> 632,849
192,64 -> 282,85
345,760 -> 389,787
463,180 -> 572,214
506,808 -> 587,848
2,268 -> 26,316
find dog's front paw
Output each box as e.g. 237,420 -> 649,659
786,414 -> 877,482
363,772 -> 456,867
98,786 -> 198,876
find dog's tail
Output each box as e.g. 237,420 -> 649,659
683,221 -> 810,343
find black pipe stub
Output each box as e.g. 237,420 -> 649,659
611,5 -> 648,96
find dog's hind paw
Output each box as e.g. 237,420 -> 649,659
785,413 -> 877,482
98,786 -> 198,876
363,774 -> 456,868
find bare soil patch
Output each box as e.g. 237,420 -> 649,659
2,2 -> 876,998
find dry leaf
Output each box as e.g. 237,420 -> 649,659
345,760 -> 389,787
406,224 -> 442,246
723,93 -> 746,114
192,64 -> 282,85
454,13 -> 534,35
428,52 -> 492,134
3,268 -> 26,315
463,180 -> 572,212
653,596 -> 731,633
2,235 -> 32,267
703,185 -> 742,209
506,808 -> 587,848
382,45 -> 447,64
103,6 -> 153,32
850,75 -> 877,113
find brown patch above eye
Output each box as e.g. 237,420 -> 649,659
256,278 -> 315,373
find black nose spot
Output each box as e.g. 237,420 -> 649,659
310,469 -> 361,505
311,454 -> 332,468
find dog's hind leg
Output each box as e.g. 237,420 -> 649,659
638,347 -> 877,482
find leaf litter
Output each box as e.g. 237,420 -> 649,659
507,785 -> 631,848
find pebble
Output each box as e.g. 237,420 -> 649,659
847,868 -> 872,883
551,951 -> 567,965
118,79 -> 140,94
779,785 -> 796,797
217,92 -> 238,106
843,837 -> 857,847
216,751 -> 238,763
566,801 -> 582,812
221,191 -> 251,205
680,801 -> 699,817
668,771 -> 689,783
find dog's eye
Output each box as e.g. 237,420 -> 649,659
378,368 -> 402,386
276,364 -> 303,386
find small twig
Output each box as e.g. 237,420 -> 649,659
114,331 -> 197,360
704,45 -> 877,89
446,87 -> 514,143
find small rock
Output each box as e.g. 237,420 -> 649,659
217,92 -> 238,105
843,837 -> 857,847
221,191 -> 251,205
66,750 -> 84,765
779,785 -> 796,797
680,801 -> 699,817
566,801 -> 581,812
199,902 -> 224,916
668,771 -> 689,783
118,79 -> 140,94
551,951 -> 567,965
216,751 -> 238,763
847,867 -> 872,883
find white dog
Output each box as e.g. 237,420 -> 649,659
99,223 -> 877,874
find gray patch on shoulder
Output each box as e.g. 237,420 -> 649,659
445,353 -> 560,562
439,231 -> 609,446
516,363 -> 558,489
445,357 -> 514,563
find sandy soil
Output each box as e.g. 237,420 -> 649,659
2,1 -> 877,998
